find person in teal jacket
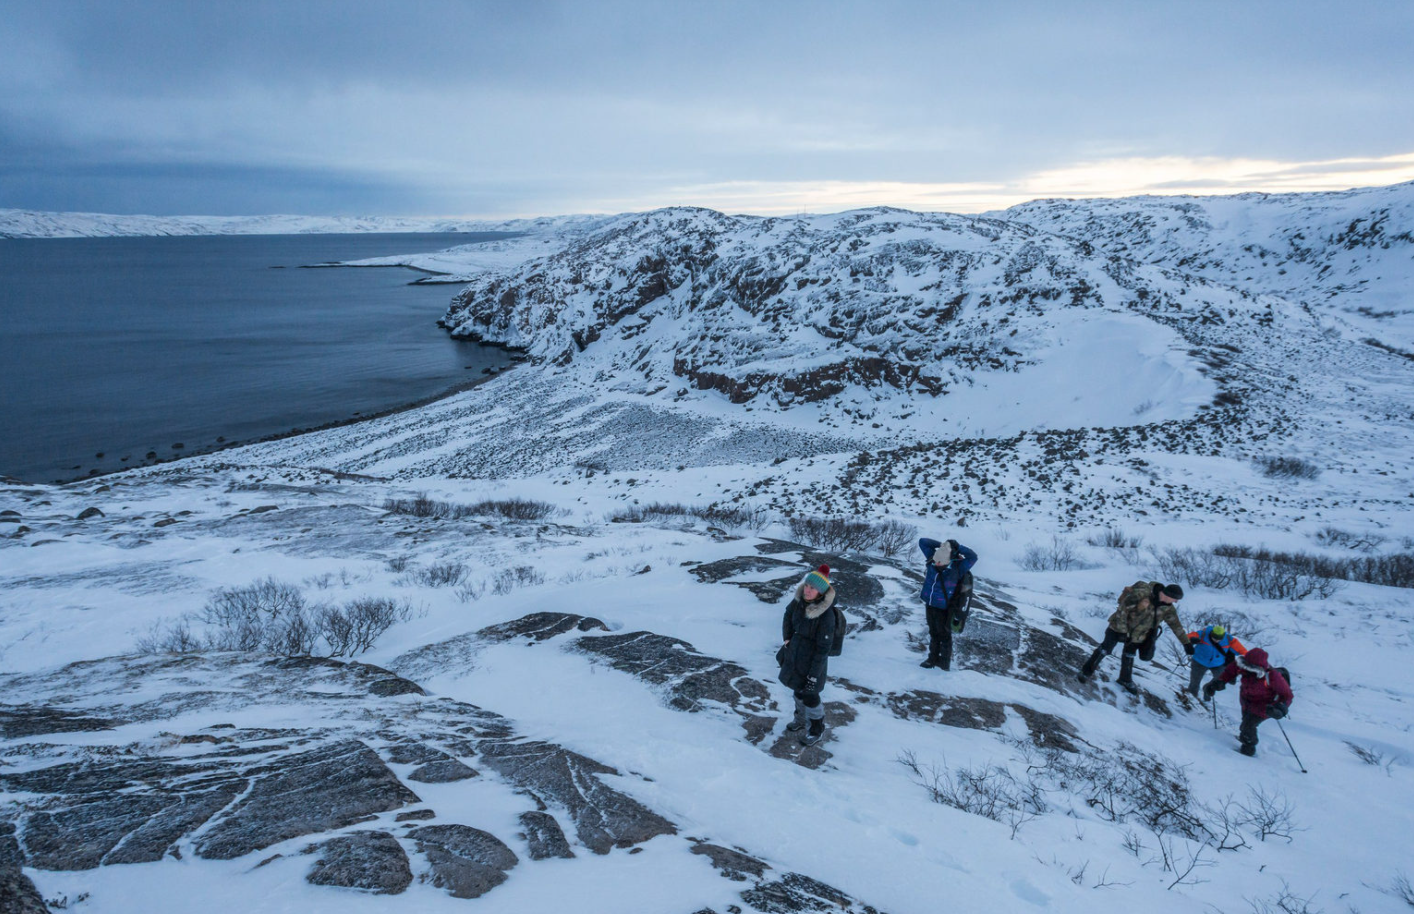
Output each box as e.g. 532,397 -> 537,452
918,538 -> 978,671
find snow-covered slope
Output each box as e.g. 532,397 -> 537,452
993,181 -> 1414,351
3,183 -> 1414,914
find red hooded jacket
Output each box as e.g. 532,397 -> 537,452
1217,648 -> 1293,720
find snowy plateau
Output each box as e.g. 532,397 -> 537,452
2,182 -> 1414,914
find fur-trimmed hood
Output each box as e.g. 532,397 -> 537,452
794,580 -> 837,619
1235,647 -> 1270,678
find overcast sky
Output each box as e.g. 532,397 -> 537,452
3,0 -> 1412,217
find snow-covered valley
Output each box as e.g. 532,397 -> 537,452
3,183 -> 1413,914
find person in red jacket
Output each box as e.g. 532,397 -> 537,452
1203,647 -> 1293,757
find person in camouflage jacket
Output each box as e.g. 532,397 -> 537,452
1077,581 -> 1190,694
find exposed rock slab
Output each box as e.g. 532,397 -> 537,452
518,811 -> 574,860
573,630 -> 775,715
0,706 -> 118,739
305,830 -> 412,894
475,739 -> 676,854
408,758 -> 478,783
196,740 -> 420,860
407,824 -> 518,898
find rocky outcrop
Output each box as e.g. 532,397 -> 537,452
197,741 -> 419,860
474,739 -> 676,854
572,631 -> 775,715
407,824 -> 518,898
305,831 -> 411,894
518,811 -> 574,860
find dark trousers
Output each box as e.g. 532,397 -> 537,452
1239,710 -> 1263,752
1082,628 -> 1141,676
925,604 -> 954,670
1188,660 -> 1220,695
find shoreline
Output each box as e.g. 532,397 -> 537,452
38,356 -> 527,488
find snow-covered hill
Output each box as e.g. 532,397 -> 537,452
3,182 -> 1414,914
992,181 -> 1414,351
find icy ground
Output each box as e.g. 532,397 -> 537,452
3,183 -> 1414,913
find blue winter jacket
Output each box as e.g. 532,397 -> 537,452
1191,625 -> 1244,669
920,538 -> 979,608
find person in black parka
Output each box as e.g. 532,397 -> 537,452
779,564 -> 837,747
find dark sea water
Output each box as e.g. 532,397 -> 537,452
0,233 -> 517,483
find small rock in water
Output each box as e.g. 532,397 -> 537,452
172,443 -> 184,450
145,451 -> 157,459
95,452 -> 104,459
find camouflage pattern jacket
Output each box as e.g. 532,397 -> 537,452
1106,581 -> 1189,645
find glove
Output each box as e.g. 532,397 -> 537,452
805,676 -> 818,689
1201,683 -> 1216,701
1184,642 -> 1196,656
1267,700 -> 1288,720
947,539 -> 959,552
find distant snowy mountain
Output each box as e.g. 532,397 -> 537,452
0,208 -> 607,239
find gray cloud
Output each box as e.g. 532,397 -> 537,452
2,0 -> 1412,215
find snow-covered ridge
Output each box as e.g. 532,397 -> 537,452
0,208 -> 608,239
992,180 -> 1414,349
437,204 -> 1285,424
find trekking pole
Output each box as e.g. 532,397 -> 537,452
1211,698 -> 1218,730
1275,720 -> 1308,774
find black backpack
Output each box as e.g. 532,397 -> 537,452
946,571 -> 974,634
828,605 -> 847,657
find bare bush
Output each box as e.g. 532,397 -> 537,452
318,597 -> 414,656
1237,784 -> 1299,843
1345,741 -> 1385,766
786,515 -> 922,556
136,618 -> 201,653
1246,882 -> 1322,914
401,561 -> 468,588
1020,536 -> 1084,572
383,493 -> 462,518
198,578 -> 306,651
788,515 -> 882,552
610,501 -> 770,531
1150,547 -> 1342,600
455,580 -> 486,603
897,751 -> 1037,839
1388,872 -> 1414,909
468,498 -> 558,521
387,555 -> 412,573
876,519 -> 919,558
1088,527 -> 1143,550
383,494 -> 558,522
140,578 -> 412,658
491,565 -> 546,595
1255,456 -> 1321,480
1217,544 -> 1414,591
1312,526 -> 1386,553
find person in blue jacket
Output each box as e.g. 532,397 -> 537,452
918,537 -> 978,671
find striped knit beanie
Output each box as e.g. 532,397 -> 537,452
804,565 -> 831,593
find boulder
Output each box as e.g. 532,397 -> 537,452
197,740 -> 419,860
305,831 -> 411,894
407,824 -> 517,899
518,811 -> 574,860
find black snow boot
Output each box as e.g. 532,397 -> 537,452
800,718 -> 826,746
1116,654 -> 1138,694
1239,742 -> 1256,757
1078,648 -> 1103,682
920,656 -> 937,669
